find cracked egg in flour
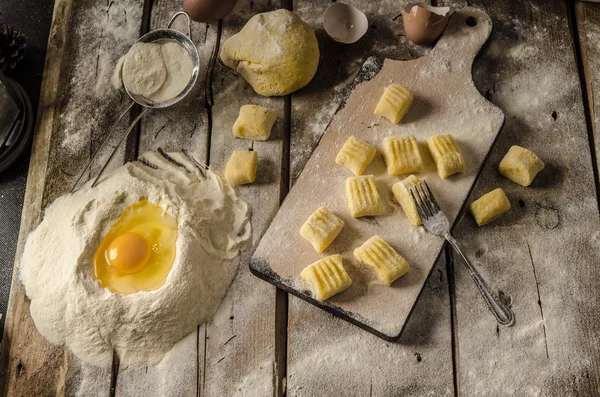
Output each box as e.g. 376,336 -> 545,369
93,199 -> 178,294
20,151 -> 251,367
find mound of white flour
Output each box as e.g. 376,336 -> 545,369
20,152 -> 251,367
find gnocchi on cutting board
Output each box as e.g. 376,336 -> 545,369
374,84 -> 414,124
381,135 -> 423,175
251,8 -> 509,340
300,255 -> 352,301
392,175 -> 423,226
335,136 -> 376,176
299,206 -> 344,253
345,175 -> 382,218
354,236 -> 411,287
425,134 -> 466,179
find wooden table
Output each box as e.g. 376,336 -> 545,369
2,0 -> 599,395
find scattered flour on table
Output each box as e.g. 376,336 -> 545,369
58,0 -> 141,156
20,151 -> 251,367
454,11 -> 600,396
231,360 -> 273,396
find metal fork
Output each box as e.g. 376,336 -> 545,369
410,181 -> 515,326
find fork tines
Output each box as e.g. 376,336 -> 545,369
409,180 -> 441,220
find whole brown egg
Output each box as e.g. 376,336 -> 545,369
183,0 -> 238,23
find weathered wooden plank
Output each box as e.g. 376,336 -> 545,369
44,0 -> 146,199
286,0 -> 455,395
115,331 -> 203,396
1,0 -> 145,395
201,1 -> 286,395
114,0 -> 216,395
6,1 -> 600,396
452,0 -> 600,395
135,1 -> 213,159
0,2 -> 76,393
575,0 -> 600,202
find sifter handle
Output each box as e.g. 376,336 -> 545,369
167,11 -> 193,41
71,102 -> 134,192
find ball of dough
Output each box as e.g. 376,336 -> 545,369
220,9 -> 320,97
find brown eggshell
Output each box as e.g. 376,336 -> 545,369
184,0 -> 237,23
402,2 -> 451,46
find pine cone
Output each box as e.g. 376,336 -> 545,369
0,24 -> 27,72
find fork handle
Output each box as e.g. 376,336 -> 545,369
444,233 -> 515,326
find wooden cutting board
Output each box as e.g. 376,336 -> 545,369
251,7 -> 504,341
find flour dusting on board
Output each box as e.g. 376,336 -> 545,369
291,57 -> 384,182
58,1 -> 140,157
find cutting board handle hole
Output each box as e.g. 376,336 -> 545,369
465,16 -> 478,27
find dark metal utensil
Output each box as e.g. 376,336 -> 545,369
410,180 -> 515,327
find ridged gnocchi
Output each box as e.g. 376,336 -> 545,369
374,84 -> 414,124
353,235 -> 410,286
425,134 -> 466,178
335,136 -> 376,176
345,175 -> 382,218
381,135 -> 423,175
300,254 -> 352,301
299,206 -> 344,252
392,175 -> 422,226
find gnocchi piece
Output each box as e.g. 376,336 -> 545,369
335,136 -> 376,175
425,134 -> 466,178
300,206 -> 345,252
498,145 -> 545,187
374,84 -> 414,124
232,104 -> 277,141
469,188 -> 511,226
224,150 -> 258,186
353,235 -> 410,286
300,254 -> 352,301
392,175 -> 422,226
381,135 -> 423,175
345,175 -> 382,218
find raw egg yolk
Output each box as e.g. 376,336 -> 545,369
92,199 -> 177,295
106,232 -> 151,274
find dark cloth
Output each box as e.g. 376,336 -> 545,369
0,0 -> 54,336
